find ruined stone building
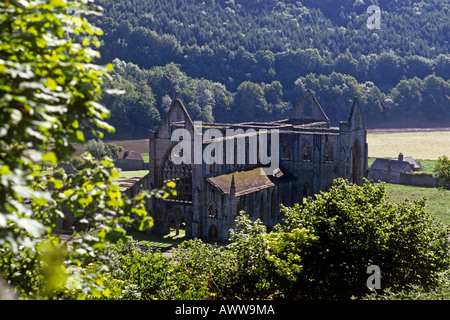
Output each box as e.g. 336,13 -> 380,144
147,90 -> 368,241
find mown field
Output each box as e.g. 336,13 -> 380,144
367,130 -> 450,160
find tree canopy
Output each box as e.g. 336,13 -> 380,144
0,0 -> 170,299
89,0 -> 449,136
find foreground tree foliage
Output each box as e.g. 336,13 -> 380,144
0,0 -> 170,299
280,178 -> 450,299
90,179 -> 449,300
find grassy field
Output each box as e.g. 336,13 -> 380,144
117,169 -> 148,180
127,230 -> 187,252
382,183 -> 450,225
367,130 -> 450,160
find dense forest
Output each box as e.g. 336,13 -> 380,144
89,0 -> 450,138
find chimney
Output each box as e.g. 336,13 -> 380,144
398,152 -> 403,161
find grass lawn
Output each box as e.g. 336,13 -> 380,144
127,228 -> 230,252
382,183 -> 450,225
416,159 -> 438,173
117,169 -> 148,180
127,230 -> 187,252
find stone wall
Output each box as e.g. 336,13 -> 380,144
399,172 -> 439,188
114,159 -> 148,171
370,169 -> 439,188
369,169 -> 402,184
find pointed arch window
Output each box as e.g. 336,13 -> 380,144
302,141 -> 312,161
162,152 -> 192,203
208,202 -> 217,218
325,143 -> 334,163
209,225 -> 218,239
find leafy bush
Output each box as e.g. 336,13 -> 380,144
84,139 -> 110,159
90,220 -> 316,300
170,239 -> 237,299
280,178 -> 450,299
228,215 -> 316,299
84,139 -> 125,160
90,238 -> 216,300
434,155 -> 450,189
363,270 -> 450,300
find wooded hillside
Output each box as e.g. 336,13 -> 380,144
89,0 -> 450,138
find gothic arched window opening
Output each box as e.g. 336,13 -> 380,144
302,141 -> 311,161
162,153 -> 192,203
208,202 -> 217,218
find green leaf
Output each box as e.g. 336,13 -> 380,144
138,217 -> 154,231
45,78 -> 58,91
42,152 -> 58,166
77,130 -> 85,142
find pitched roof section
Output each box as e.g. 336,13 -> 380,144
389,156 -> 420,170
289,89 -> 329,125
168,92 -> 194,126
370,158 -> 414,173
206,166 -> 294,196
348,97 -> 365,130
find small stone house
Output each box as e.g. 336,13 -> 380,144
369,156 -> 415,184
114,151 -> 145,170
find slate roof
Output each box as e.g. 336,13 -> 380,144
389,156 -> 420,170
206,166 -> 294,196
370,158 -> 414,173
116,151 -> 143,161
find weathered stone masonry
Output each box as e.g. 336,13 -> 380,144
147,90 -> 368,241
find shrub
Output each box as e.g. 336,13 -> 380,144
91,238 -> 215,300
105,143 -> 124,155
84,139 -> 125,160
84,139 -> 110,159
170,239 -> 237,299
434,155 -> 450,189
280,178 -> 450,299
228,215 -> 316,299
